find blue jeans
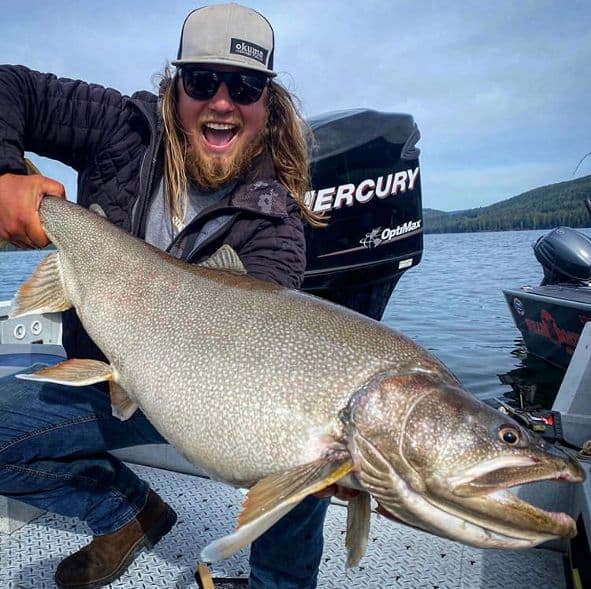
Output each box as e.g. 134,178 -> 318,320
0,370 -> 329,588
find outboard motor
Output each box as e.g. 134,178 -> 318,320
301,109 -> 423,320
534,226 -> 591,286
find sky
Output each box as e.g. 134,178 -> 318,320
1,0 -> 590,211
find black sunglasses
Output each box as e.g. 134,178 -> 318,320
180,67 -> 269,105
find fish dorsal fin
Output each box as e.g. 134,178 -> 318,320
89,203 -> 107,218
345,491 -> 371,567
16,358 -> 114,386
10,252 -> 72,318
200,457 -> 354,563
197,244 -> 247,274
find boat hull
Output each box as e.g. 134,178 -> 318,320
503,285 -> 591,369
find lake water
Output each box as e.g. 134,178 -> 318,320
384,229 -> 567,402
0,230 -> 572,402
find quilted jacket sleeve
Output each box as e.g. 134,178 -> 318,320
0,65 -> 129,174
237,202 -> 307,289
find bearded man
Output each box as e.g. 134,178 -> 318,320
0,4 -> 327,588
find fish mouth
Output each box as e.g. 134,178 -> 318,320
427,453 -> 586,541
201,121 -> 241,151
452,454 -> 584,494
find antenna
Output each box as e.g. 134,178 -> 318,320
573,152 -> 591,176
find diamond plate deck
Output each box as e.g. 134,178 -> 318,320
0,464 -> 566,589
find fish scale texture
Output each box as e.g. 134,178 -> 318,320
0,464 -> 566,589
37,197 -> 436,487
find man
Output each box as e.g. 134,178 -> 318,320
0,4 -> 327,588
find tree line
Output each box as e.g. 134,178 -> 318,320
424,174 -> 591,234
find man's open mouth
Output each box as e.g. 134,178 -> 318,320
202,122 -> 240,148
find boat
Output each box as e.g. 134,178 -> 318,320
503,207 -> 591,369
498,205 -> 591,587
0,110 -> 589,587
491,322 -> 591,589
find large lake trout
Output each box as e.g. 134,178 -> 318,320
11,196 -> 585,566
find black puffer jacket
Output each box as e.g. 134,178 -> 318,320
0,65 -> 306,359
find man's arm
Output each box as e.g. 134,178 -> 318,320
0,65 -> 129,173
0,65 -> 128,246
237,206 -> 307,289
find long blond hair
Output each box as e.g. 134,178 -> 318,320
158,66 -> 322,227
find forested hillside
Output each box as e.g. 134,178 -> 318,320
424,174 -> 591,233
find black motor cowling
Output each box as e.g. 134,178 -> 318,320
534,226 -> 591,285
301,109 -> 423,320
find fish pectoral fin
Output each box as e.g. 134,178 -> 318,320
345,491 -> 371,568
16,359 -> 114,386
200,457 -> 354,563
109,381 -> 138,421
10,253 -> 72,318
239,457 -> 355,527
200,501 -> 295,564
197,244 -> 247,275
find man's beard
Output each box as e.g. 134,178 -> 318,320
185,132 -> 265,191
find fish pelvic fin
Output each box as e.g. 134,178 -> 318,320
345,491 -> 371,568
197,244 -> 247,274
10,253 -> 72,318
109,381 -> 138,421
200,456 -> 354,563
16,359 -> 114,387
15,359 -> 139,422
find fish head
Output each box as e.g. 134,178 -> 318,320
344,369 -> 585,548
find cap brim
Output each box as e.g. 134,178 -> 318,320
171,56 -> 276,77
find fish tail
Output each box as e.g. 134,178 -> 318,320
10,252 -> 72,318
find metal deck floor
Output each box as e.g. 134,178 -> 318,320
0,464 -> 566,589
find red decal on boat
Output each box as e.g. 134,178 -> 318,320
524,309 -> 580,353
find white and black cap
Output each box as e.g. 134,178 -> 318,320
172,3 -> 276,76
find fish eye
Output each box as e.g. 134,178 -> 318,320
498,425 -> 521,446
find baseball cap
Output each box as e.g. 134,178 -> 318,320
172,3 -> 276,77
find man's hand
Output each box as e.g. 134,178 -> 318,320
0,173 -> 65,248
314,484 -> 360,501
315,485 -> 408,525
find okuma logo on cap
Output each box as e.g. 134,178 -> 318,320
230,38 -> 268,65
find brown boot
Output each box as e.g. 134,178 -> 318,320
54,490 -> 177,589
